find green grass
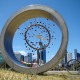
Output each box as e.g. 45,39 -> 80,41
0,69 -> 80,80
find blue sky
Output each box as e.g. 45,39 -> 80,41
0,0 -> 80,61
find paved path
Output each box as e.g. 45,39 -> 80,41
44,71 -> 80,76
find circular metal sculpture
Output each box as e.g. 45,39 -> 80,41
0,5 -> 68,74
66,59 -> 80,74
67,59 -> 80,71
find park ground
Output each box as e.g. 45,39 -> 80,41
0,69 -> 80,80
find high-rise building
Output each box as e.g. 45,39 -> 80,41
38,44 -> 46,64
74,49 -> 77,60
76,53 -> 80,61
77,53 -> 80,61
20,55 -> 24,61
61,53 -> 67,64
14,52 -> 21,61
24,56 -> 29,63
67,52 -> 72,62
41,49 -> 46,64
59,52 -> 72,68
74,49 -> 80,61
27,53 -> 32,63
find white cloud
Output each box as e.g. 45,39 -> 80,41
19,51 -> 27,56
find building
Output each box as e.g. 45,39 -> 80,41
27,53 -> 32,63
41,49 -> 46,64
74,49 -> 80,61
60,53 -> 67,68
76,53 -> 80,61
37,44 -> 46,64
14,52 -> 33,63
61,53 -> 67,64
59,52 -> 72,68
74,49 -> 77,60
20,55 -> 24,61
14,52 -> 21,61
67,52 -> 72,62
40,44 -> 46,64
24,56 -> 29,63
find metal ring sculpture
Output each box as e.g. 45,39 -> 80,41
0,5 -> 68,74
66,59 -> 80,74
67,59 -> 80,70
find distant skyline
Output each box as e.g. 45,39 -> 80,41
0,0 -> 80,61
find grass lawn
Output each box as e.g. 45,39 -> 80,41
0,69 -> 80,80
